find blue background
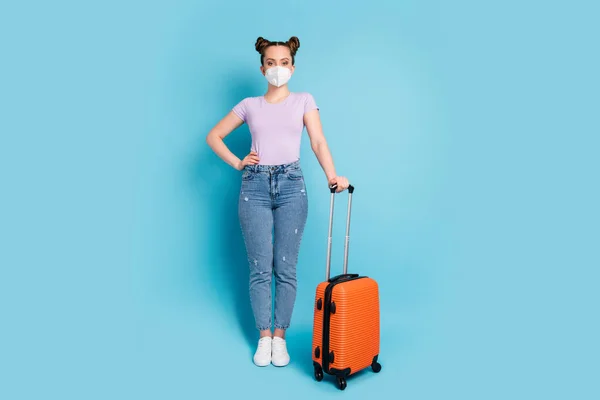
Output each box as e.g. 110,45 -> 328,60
1,1 -> 598,399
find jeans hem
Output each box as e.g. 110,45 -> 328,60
256,326 -> 271,331
274,324 -> 290,330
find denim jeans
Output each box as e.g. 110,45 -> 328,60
238,160 -> 308,331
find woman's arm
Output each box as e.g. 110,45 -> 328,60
206,111 -> 258,170
304,109 -> 349,192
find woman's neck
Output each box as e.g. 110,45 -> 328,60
264,85 -> 291,103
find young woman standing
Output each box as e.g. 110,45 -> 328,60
206,36 -> 350,367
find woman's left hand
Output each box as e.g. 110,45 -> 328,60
329,176 -> 350,193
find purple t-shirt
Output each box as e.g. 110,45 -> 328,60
232,92 -> 319,166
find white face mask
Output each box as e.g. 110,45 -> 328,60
264,66 -> 292,87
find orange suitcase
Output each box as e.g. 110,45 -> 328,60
312,184 -> 381,390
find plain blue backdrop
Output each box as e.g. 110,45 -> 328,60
1,0 -> 598,399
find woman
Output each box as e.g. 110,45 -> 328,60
206,36 -> 350,367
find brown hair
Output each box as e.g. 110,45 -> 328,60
255,36 -> 300,66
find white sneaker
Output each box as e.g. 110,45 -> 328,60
271,336 -> 290,367
253,336 -> 272,367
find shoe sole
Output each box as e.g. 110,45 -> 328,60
271,359 -> 290,367
254,360 -> 271,367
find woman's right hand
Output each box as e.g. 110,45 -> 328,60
237,151 -> 260,170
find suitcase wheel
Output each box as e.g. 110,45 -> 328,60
371,355 -> 382,373
313,363 -> 323,382
372,361 -> 382,373
336,376 -> 347,390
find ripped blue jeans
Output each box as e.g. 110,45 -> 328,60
238,160 -> 308,331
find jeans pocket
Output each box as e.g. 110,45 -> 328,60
287,168 -> 303,181
242,170 -> 255,181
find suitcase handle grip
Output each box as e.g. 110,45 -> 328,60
329,273 -> 359,283
325,183 -> 355,281
329,184 -> 355,193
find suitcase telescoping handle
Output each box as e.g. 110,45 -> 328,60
325,183 -> 355,281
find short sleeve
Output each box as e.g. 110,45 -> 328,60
232,98 -> 247,122
304,93 -> 319,114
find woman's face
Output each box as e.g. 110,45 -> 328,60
261,45 -> 294,75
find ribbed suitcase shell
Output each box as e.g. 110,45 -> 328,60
312,276 -> 380,376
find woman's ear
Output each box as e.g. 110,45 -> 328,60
260,65 -> 265,75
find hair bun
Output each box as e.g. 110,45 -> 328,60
255,37 -> 270,54
287,36 -> 300,55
